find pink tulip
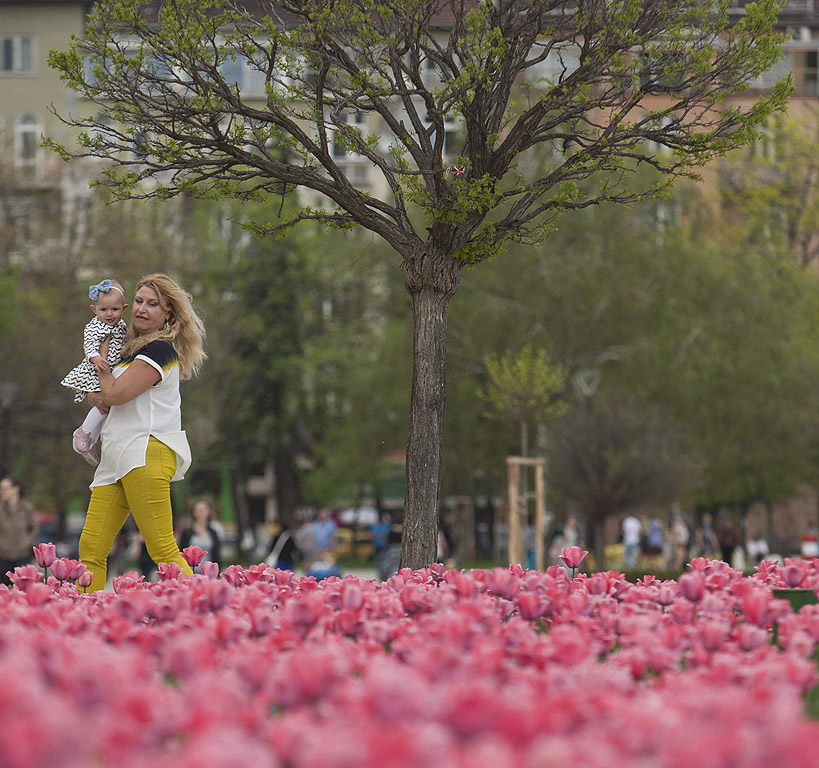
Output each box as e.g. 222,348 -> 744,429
205,580 -> 232,612
200,560 -> 220,580
112,572 -> 144,592
7,564 -> 41,592
741,588 -> 774,627
50,558 -> 70,581
32,542 -> 57,568
181,545 -> 206,568
157,562 -> 181,581
783,564 -> 806,588
77,570 -> 93,589
24,581 -> 51,606
223,564 -> 246,587
678,571 -> 705,602
65,559 -> 87,581
699,617 -> 729,651
517,590 -> 549,621
559,546 -> 589,575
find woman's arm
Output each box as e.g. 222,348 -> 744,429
97,359 -> 161,406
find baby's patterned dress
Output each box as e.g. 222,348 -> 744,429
61,317 -> 128,403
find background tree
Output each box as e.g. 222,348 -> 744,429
185,198 -> 403,534
719,109 -> 819,268
546,395 -> 698,570
482,344 -> 567,457
47,0 -> 790,568
447,177 -> 819,558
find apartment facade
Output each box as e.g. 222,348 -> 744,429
0,1 -> 95,268
3,1 -> 819,249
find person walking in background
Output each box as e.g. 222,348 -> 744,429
621,514 -> 643,569
78,274 -> 206,591
265,521 -> 301,571
746,531 -> 770,565
178,497 -> 222,570
801,524 -> 819,559
671,513 -> 690,571
715,509 -> 738,564
311,509 -> 338,559
694,512 -> 718,559
370,512 -> 392,581
0,476 -> 38,586
644,517 -> 665,565
61,279 -> 129,466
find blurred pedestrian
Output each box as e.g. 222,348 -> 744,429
621,514 -> 643,569
0,476 -> 38,586
178,497 -> 222,569
311,509 -> 338,559
746,531 -> 770,565
644,517 -> 665,567
715,509 -> 738,564
265,521 -> 301,571
801,525 -> 819,559
694,513 -> 718,559
438,509 -> 456,568
671,513 -> 690,571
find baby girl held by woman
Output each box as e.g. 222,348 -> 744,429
61,279 -> 128,465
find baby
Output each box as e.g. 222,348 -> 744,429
60,279 -> 128,465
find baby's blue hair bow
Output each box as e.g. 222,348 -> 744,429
89,279 -> 114,301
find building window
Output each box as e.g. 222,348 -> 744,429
331,112 -> 364,159
422,113 -> 458,158
639,52 -> 686,90
220,55 -> 268,99
0,35 -> 35,74
14,114 -> 42,167
803,49 -> 819,94
752,49 -> 792,90
526,47 -> 580,86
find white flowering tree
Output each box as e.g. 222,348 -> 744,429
47,0 -> 790,569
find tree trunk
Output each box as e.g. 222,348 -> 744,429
400,247 -> 463,570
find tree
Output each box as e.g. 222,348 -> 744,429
47,0 -> 790,568
719,109 -> 819,268
546,396 -> 698,570
448,183 -> 819,537
482,344 -> 567,457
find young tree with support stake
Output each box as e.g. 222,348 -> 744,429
46,0 -> 790,570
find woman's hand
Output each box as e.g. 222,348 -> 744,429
86,392 -> 110,414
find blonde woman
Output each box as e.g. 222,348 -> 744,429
79,274 -> 206,590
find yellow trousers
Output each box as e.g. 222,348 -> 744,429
79,437 -> 193,591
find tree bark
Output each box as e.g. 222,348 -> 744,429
400,248 -> 463,570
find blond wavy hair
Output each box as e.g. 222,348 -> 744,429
121,274 -> 206,380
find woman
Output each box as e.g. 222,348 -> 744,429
79,274 -> 206,591
178,498 -> 222,569
0,476 -> 38,586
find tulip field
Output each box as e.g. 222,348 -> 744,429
4,547 -> 819,767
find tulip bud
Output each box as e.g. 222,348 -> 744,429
33,542 -> 57,569
679,571 -> 705,602
50,558 -> 70,581
182,545 -> 206,568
